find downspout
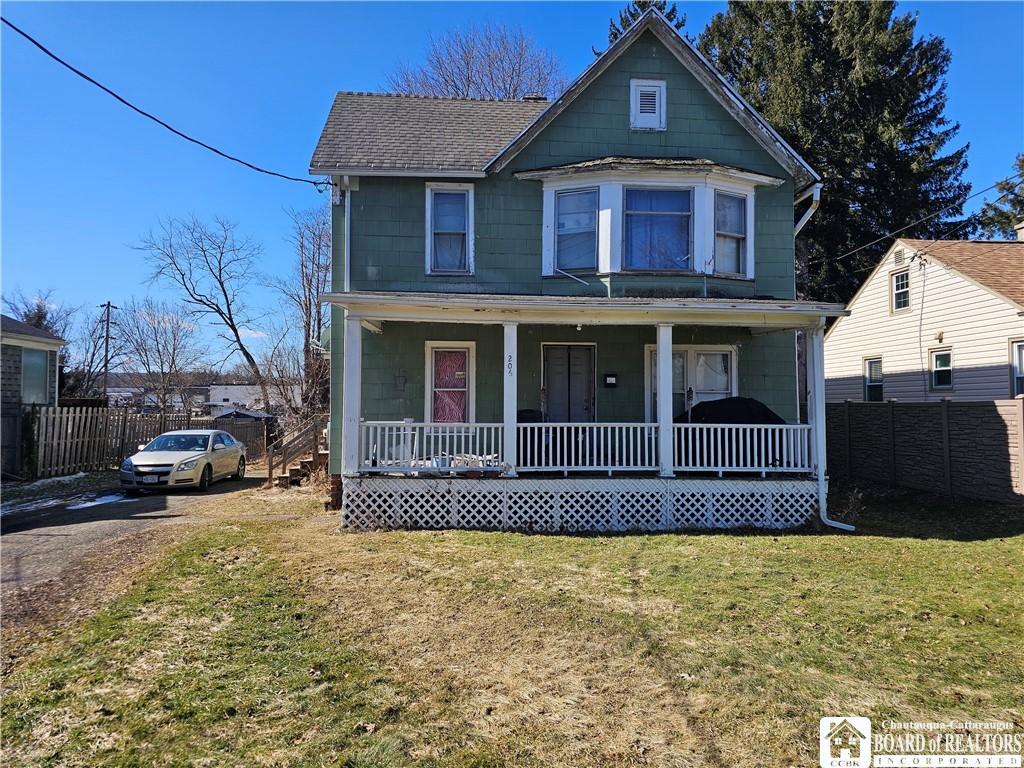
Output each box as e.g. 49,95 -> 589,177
809,319 -> 854,532
794,182 -> 822,235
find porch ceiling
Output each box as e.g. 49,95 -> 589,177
322,290 -> 848,329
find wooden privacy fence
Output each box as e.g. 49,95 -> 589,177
826,398 -> 1024,502
25,407 -> 269,479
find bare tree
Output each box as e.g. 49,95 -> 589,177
62,308 -> 127,398
387,23 -> 566,99
119,298 -> 207,412
272,206 -> 331,416
138,216 -> 272,408
2,288 -> 78,341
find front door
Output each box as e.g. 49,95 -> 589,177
543,345 -> 595,422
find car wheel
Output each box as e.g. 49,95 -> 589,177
198,464 -> 212,492
234,457 -> 246,480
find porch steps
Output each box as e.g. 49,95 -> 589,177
272,449 -> 329,488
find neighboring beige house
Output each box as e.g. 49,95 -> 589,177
207,383 -> 300,417
824,235 -> 1024,402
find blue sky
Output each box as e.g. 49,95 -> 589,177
2,1 -> 1022,344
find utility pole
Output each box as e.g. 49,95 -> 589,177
99,301 -> 118,402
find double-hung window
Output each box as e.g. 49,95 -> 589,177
1013,341 -> 1024,396
864,358 -> 883,401
714,192 -> 747,275
930,350 -> 953,390
623,188 -> 692,271
891,269 -> 910,311
555,188 -> 598,271
22,348 -> 49,404
427,185 -> 472,274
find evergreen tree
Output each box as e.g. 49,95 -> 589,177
974,154 -> 1024,239
698,1 -> 970,303
608,0 -> 685,44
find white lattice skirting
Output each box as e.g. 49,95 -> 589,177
341,477 -> 819,532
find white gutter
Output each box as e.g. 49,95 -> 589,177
794,182 -> 822,235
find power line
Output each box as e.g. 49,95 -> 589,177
813,170 -> 1024,267
1,16 -> 327,192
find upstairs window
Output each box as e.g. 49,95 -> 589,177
864,357 -> 883,401
891,269 -> 910,312
930,350 -> 953,389
555,188 -> 598,271
714,191 -> 747,275
629,79 -> 666,130
426,184 -> 473,274
624,188 -> 692,271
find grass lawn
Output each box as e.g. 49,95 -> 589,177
2,487 -> 1022,766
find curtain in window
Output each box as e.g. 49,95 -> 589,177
714,193 -> 746,274
432,349 -> 468,422
624,189 -> 691,270
432,192 -> 467,271
22,348 -> 49,404
695,352 -> 730,393
555,190 -> 597,270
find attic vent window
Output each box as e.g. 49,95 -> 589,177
630,79 -> 666,131
894,250 -> 905,266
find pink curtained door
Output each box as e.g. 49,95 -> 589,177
432,349 -> 468,422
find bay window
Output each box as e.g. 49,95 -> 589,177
714,191 -> 747,275
555,188 -> 598,271
623,188 -> 691,271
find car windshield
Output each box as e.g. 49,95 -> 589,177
143,434 -> 209,452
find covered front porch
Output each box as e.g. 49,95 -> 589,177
325,291 -> 847,530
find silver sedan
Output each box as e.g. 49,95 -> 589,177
120,429 -> 246,492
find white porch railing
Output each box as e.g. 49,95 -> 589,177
672,424 -> 812,474
517,423 -> 658,473
360,422 -> 503,473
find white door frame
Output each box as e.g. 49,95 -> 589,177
540,342 -> 598,422
424,341 -> 477,422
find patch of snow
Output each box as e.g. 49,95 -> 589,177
65,494 -> 129,510
1,496 -> 70,516
25,472 -> 88,488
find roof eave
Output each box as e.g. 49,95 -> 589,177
308,166 -> 486,179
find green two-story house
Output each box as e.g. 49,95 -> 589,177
312,10 -> 849,532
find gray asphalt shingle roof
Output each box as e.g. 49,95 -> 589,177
309,92 -> 548,174
1,314 -> 64,343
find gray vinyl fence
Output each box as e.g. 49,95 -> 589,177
24,407 -> 269,479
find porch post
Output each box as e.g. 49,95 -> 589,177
502,322 -> 518,476
807,323 -> 828,516
657,323 -> 674,477
341,313 -> 363,475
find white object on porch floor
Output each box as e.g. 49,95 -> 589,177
340,476 -> 819,532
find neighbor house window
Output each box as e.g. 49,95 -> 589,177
426,342 -> 475,423
555,188 -> 598,271
1013,341 -> 1024,396
629,79 -> 666,130
426,184 -> 473,274
623,188 -> 692,271
864,358 -> 883,401
891,269 -> 910,311
931,350 -> 953,389
22,348 -> 49,404
714,192 -> 747,274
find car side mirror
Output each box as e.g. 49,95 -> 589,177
213,444 -> 225,451
137,444 -> 147,452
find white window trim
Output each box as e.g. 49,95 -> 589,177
629,79 -> 667,131
890,268 -> 911,313
541,173 -> 756,279
1012,340 -> 1024,397
713,189 -> 753,279
930,348 -> 953,390
424,182 -> 474,276
553,187 -> 600,273
424,341 -> 476,422
642,344 -> 739,422
864,357 -> 883,401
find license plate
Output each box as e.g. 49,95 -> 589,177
142,475 -> 158,484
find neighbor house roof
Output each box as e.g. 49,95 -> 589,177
899,238 -> 1024,309
309,92 -> 548,175
1,314 -> 64,345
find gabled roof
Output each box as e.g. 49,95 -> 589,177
485,9 -> 819,190
1,314 -> 65,344
899,238 -> 1024,309
309,92 -> 547,175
